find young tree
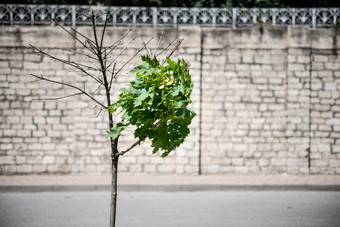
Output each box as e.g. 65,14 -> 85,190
30,10 -> 195,227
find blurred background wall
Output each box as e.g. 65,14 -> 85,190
0,25 -> 339,175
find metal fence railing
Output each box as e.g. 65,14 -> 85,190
0,4 -> 339,28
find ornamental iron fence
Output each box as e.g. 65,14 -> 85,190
0,4 -> 339,28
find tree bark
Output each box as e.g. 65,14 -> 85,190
110,154 -> 119,227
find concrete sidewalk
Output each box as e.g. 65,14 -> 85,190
1,174 -> 340,191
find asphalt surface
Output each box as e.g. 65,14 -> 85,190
1,190 -> 340,227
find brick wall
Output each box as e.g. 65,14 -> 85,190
0,25 -> 339,175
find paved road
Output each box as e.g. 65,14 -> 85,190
1,191 -> 340,227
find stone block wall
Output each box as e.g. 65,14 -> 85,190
0,25 -> 339,175
309,50 -> 340,174
0,26 -> 201,175
200,27 -> 340,175
201,45 -> 287,174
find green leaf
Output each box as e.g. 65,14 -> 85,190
134,88 -> 150,107
107,55 -> 196,157
107,122 -> 127,139
129,61 -> 151,75
169,121 -> 190,138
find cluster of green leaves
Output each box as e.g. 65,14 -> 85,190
108,56 -> 196,157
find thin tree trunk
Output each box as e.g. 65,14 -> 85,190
110,154 -> 119,227
90,13 -> 120,226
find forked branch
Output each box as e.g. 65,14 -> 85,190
30,44 -> 103,84
52,19 -> 96,55
30,73 -> 107,109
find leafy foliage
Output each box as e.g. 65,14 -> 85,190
108,56 -> 196,157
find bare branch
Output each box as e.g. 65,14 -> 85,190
82,54 -> 104,72
90,12 -> 113,116
54,12 -> 96,50
115,135 -> 146,157
71,60 -> 100,72
109,62 -> 116,91
105,27 -> 133,54
154,30 -> 164,58
160,38 -> 184,66
105,41 -> 123,58
52,19 -> 96,55
92,106 -> 103,118
53,47 -> 98,61
91,12 -> 109,90
92,83 -> 103,94
91,12 -> 101,56
141,35 -> 152,57
86,39 -> 99,54
30,44 -> 103,84
156,35 -> 179,57
69,26 -> 96,46
167,38 -> 184,59
100,14 -> 109,51
184,63 -> 191,72
106,35 -> 136,71
114,37 -> 153,77
31,74 -> 107,109
32,92 -> 83,101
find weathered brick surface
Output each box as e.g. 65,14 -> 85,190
0,26 -> 339,175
